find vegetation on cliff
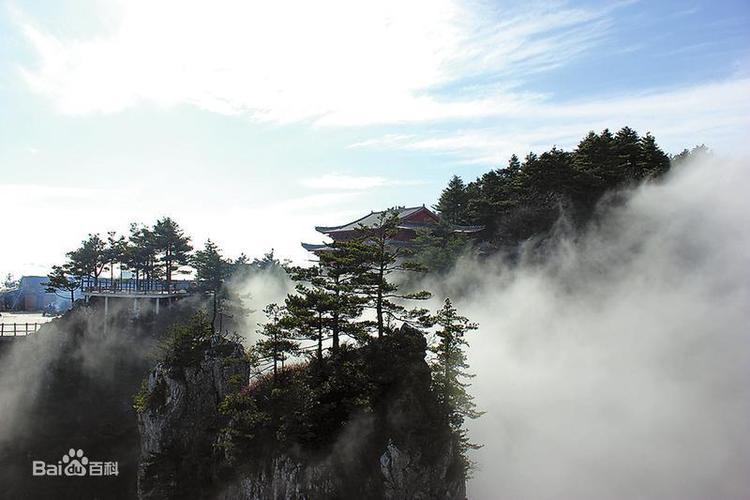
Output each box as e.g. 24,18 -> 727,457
430,127 -> 697,255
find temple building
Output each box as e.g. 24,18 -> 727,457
301,205 -> 483,254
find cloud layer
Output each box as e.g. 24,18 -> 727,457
15,0 -> 750,162
16,0 -> 612,124
428,157 -> 750,498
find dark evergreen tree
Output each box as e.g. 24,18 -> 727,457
290,261 -> 365,352
284,285 -> 333,368
344,210 -> 431,338
434,175 -> 469,224
613,126 -> 642,182
256,304 -> 299,379
430,298 -> 483,474
67,233 -> 107,286
104,231 -> 127,288
639,133 -> 670,178
44,265 -> 82,305
409,220 -> 472,274
153,217 -> 193,291
126,223 -> 160,291
192,239 -> 232,332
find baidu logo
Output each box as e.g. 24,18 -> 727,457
32,448 -> 118,477
62,448 -> 88,476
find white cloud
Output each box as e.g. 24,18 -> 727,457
300,173 -> 422,190
301,174 -> 390,190
16,0 -> 615,124
353,78 -> 750,163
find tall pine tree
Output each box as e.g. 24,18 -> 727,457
431,298 -> 483,474
434,175 -> 469,224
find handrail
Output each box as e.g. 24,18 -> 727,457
80,277 -> 194,295
0,322 -> 42,337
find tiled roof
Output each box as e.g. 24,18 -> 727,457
316,206 -> 430,234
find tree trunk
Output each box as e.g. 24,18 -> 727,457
332,311 -> 340,353
211,292 -> 218,332
317,313 -> 323,365
376,263 -> 385,338
332,277 -> 340,352
273,329 -> 278,379
376,236 -> 386,338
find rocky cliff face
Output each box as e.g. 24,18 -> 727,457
0,302 -> 199,500
136,325 -> 466,500
137,338 -> 250,499
215,438 -> 465,500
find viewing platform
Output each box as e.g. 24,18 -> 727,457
81,277 -> 195,318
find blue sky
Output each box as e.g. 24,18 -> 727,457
1,0 -> 748,277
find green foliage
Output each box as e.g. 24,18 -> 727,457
152,217 -> 193,287
44,264 -> 82,304
670,144 -> 711,168
160,312 -> 215,369
219,330 -> 441,464
295,250 -> 367,350
66,233 -> 107,285
341,209 -> 432,338
434,175 -> 470,224
255,304 -> 300,378
192,239 -> 233,331
409,220 -> 473,274
441,127 -> 673,249
430,298 -> 483,475
132,378 -> 167,413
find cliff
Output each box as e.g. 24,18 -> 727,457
0,301 -> 199,499
136,324 -> 466,499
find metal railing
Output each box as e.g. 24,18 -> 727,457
0,323 -> 43,337
81,277 -> 194,295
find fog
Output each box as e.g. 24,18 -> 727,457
2,156 -> 748,498
432,158 -> 750,499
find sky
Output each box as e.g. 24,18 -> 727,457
0,0 -> 748,278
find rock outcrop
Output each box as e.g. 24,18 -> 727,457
136,325 -> 466,499
137,338 -> 250,499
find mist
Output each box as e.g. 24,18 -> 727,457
432,157 -> 750,499
227,265 -> 294,345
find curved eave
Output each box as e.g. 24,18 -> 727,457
301,242 -> 335,252
452,225 -> 484,233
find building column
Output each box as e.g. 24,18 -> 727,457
104,296 -> 109,334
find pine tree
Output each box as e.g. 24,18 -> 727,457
104,231 -> 127,289
639,133 -> 670,178
284,284 -> 334,368
67,233 -> 107,287
344,210 -> 431,338
434,175 -> 469,224
507,154 -> 521,174
430,298 -> 483,474
126,223 -> 161,291
256,304 -> 299,380
153,217 -> 193,292
192,239 -> 231,332
613,126 -> 642,182
44,265 -> 82,306
290,262 -> 365,352
409,220 -> 471,274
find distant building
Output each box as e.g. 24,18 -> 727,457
0,276 -> 75,312
302,205 -> 482,254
